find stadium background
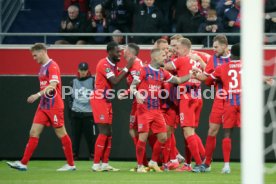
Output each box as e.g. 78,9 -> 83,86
0,47 -> 275,161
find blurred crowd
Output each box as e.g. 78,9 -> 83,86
54,0 -> 276,46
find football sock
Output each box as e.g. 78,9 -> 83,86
187,135 -> 202,165
195,133 -> 205,158
61,134 -> 74,166
184,139 -> 192,164
21,137 -> 39,165
170,134 -> 177,160
152,140 -> 165,162
205,135 -> 216,165
136,140 -> 146,165
102,136 -> 112,163
162,137 -> 171,164
222,138 -> 232,163
94,134 -> 107,164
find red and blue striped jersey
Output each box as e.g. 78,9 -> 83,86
38,60 -> 64,110
204,53 -> 231,90
137,64 -> 173,110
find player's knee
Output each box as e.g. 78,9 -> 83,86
208,124 -> 220,136
157,134 -> 167,143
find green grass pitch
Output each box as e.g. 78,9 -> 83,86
1,161 -> 276,184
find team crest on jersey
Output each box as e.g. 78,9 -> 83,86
136,71 -> 140,76
105,68 -> 111,73
100,114 -> 105,120
146,74 -> 153,79
138,123 -> 143,130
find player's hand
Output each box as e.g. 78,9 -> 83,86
264,76 -> 275,86
126,56 -> 135,69
27,93 -> 40,103
188,53 -> 201,62
135,92 -> 145,104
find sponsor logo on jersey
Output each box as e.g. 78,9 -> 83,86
100,114 -> 105,120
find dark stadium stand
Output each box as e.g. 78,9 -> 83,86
3,0 -> 63,44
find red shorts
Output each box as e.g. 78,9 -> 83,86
179,98 -> 203,128
137,110 -> 167,134
129,101 -> 138,130
161,105 -> 178,128
33,108 -> 64,128
223,102 -> 241,129
90,98 -> 112,124
209,97 -> 224,124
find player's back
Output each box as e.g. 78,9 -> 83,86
220,60 -> 242,95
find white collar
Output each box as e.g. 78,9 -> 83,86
42,59 -> 52,67
106,57 -> 115,66
149,64 -> 159,71
221,53 -> 231,58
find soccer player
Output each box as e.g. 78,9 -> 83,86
195,34 -> 231,171
165,38 -> 208,172
90,41 -> 134,172
154,38 -> 184,170
130,48 -> 192,173
7,43 -> 75,171
209,43 -> 241,174
122,43 -> 148,167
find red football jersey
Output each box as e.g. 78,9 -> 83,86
38,60 -> 64,110
126,57 -> 144,86
137,64 -> 173,110
211,60 -> 242,105
94,57 -> 118,98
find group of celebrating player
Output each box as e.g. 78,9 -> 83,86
90,34 -> 244,174
8,34 -> 269,174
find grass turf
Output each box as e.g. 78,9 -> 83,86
1,161 -> 276,184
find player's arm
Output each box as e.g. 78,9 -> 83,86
108,57 -> 135,85
130,78 -> 144,104
168,74 -> 192,84
27,82 -> 58,103
164,61 -> 176,71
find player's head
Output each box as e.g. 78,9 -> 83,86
170,34 -> 184,55
107,41 -> 121,63
30,43 -> 48,64
154,39 -> 169,59
78,62 -> 89,78
124,42 -> 139,57
151,48 -> 166,67
213,34 -> 228,56
176,38 -> 192,57
230,43 -> 240,60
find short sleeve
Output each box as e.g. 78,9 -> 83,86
99,63 -> 115,79
211,65 -> 222,80
136,67 -> 146,83
48,64 -> 60,83
163,69 -> 173,82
